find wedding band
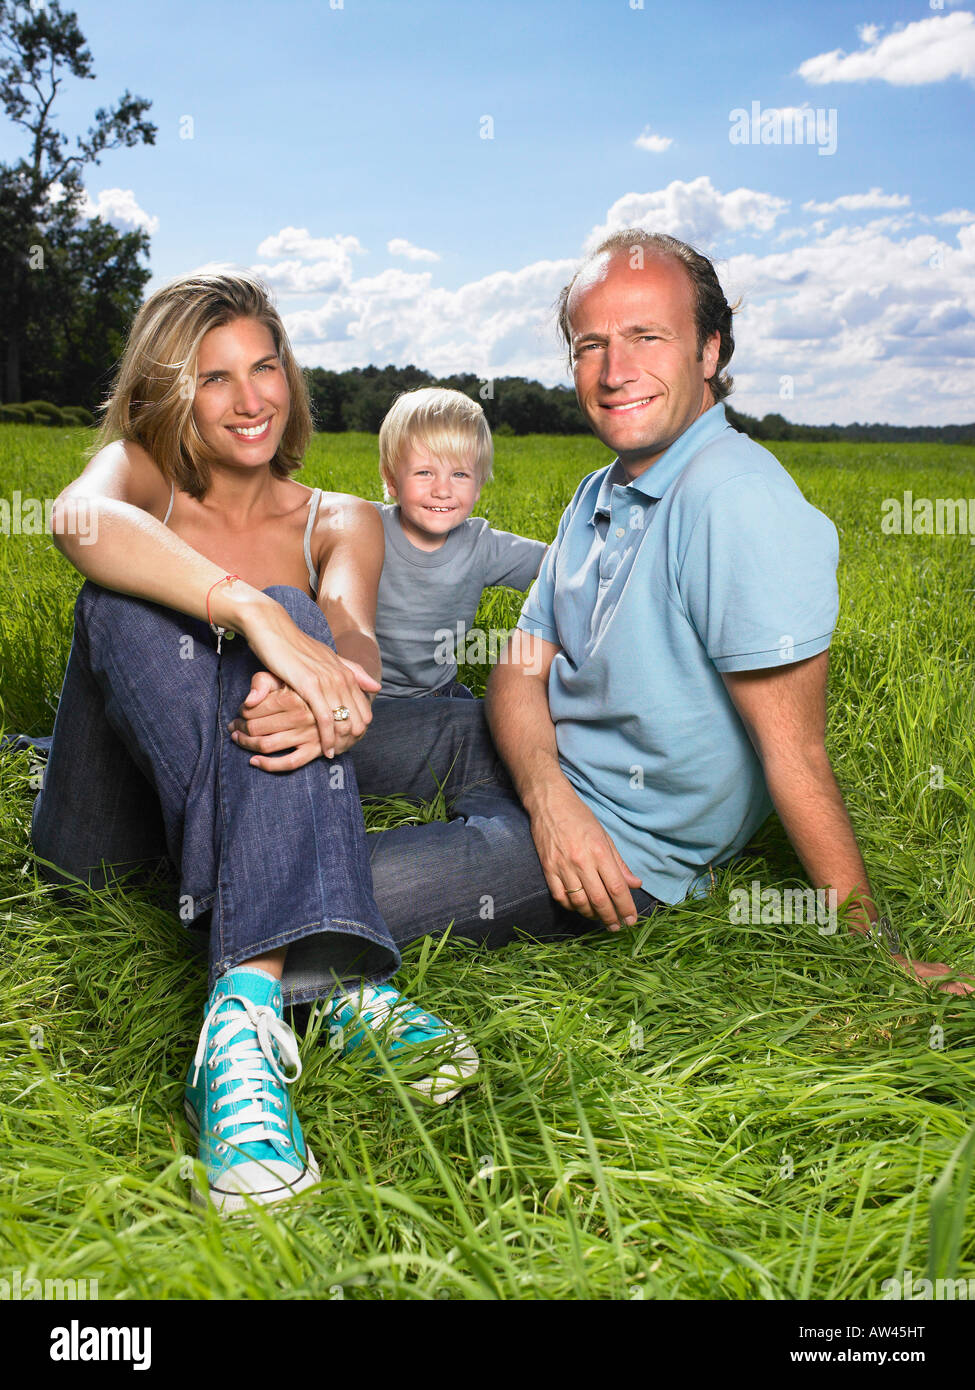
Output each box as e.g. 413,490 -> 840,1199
565,885 -> 586,895
332,706 -> 350,722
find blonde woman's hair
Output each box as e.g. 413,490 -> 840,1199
378,387 -> 493,500
95,270 -> 312,499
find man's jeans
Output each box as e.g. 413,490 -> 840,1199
31,583 -> 660,1007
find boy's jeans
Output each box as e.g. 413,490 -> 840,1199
32,584 -> 660,1007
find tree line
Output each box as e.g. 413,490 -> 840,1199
305,366 -> 974,445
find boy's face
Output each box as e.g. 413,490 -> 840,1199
387,443 -> 481,549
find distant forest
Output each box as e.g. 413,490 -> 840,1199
306,365 -> 975,445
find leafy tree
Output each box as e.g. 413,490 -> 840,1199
0,0 -> 156,403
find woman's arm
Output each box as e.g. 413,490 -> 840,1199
51,439 -> 271,634
315,496 -> 384,686
52,441 -> 374,757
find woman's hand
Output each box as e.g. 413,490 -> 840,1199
235,599 -> 380,762
230,666 -> 376,770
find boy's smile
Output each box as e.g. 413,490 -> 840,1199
387,444 -> 481,551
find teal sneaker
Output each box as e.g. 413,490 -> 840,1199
312,982 -> 479,1104
184,967 -> 320,1215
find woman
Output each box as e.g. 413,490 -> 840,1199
32,271 -> 476,1217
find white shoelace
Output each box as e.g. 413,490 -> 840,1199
191,994 -> 302,1151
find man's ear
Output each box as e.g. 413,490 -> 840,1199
702,330 -> 721,380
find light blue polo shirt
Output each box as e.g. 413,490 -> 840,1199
516,402 -> 839,904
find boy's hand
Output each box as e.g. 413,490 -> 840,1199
229,668 -> 371,770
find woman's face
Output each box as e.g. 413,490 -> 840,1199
192,317 -> 291,467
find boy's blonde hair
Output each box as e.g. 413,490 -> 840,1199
95,271 -> 312,500
378,387 -> 493,500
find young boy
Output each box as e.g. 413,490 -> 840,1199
373,387 -> 547,699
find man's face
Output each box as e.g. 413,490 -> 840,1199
568,251 -> 720,475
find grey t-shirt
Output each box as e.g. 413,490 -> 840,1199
372,503 -> 547,697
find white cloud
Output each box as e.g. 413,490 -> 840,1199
281,256 -> 576,380
585,176 -> 789,251
256,227 -> 365,261
251,231 -> 366,294
74,187 -> 158,233
720,220 -> 975,423
936,208 -> 975,224
858,23 -> 881,45
387,237 -> 440,262
802,188 -> 911,215
634,127 -> 673,153
799,12 -> 975,85
250,258 -> 360,295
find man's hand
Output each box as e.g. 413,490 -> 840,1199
528,779 -> 643,931
891,952 -> 975,997
230,666 -> 375,771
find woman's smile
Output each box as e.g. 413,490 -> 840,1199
226,417 -> 273,441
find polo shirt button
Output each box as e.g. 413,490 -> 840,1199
615,527 -> 625,538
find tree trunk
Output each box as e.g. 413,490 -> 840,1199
4,332 -> 21,404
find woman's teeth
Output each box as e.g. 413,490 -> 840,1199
229,420 -> 269,437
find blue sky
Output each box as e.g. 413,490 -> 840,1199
4,0 -> 973,423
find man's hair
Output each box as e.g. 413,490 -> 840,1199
378,387 -> 493,500
95,271 -> 312,499
556,231 -> 738,403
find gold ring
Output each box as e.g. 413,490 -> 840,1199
565,885 -> 586,895
332,706 -> 350,722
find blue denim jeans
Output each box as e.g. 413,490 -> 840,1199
31,583 -> 661,1007
31,581 -> 399,1000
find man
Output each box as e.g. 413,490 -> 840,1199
481,230 -> 968,993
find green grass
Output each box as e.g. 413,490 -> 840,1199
0,425 -> 973,1300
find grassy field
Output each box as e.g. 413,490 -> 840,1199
0,423 -> 973,1302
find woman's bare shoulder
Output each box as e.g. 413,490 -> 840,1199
310,492 -> 384,574
315,491 -> 383,529
63,437 -> 171,515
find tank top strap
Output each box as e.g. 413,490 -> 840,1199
303,487 -> 323,594
162,480 -> 175,526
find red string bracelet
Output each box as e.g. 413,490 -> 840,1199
206,574 -> 240,652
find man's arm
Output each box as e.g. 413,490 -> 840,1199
486,632 -> 642,931
722,650 -> 973,995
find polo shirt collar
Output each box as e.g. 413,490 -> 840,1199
590,402 -> 730,520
